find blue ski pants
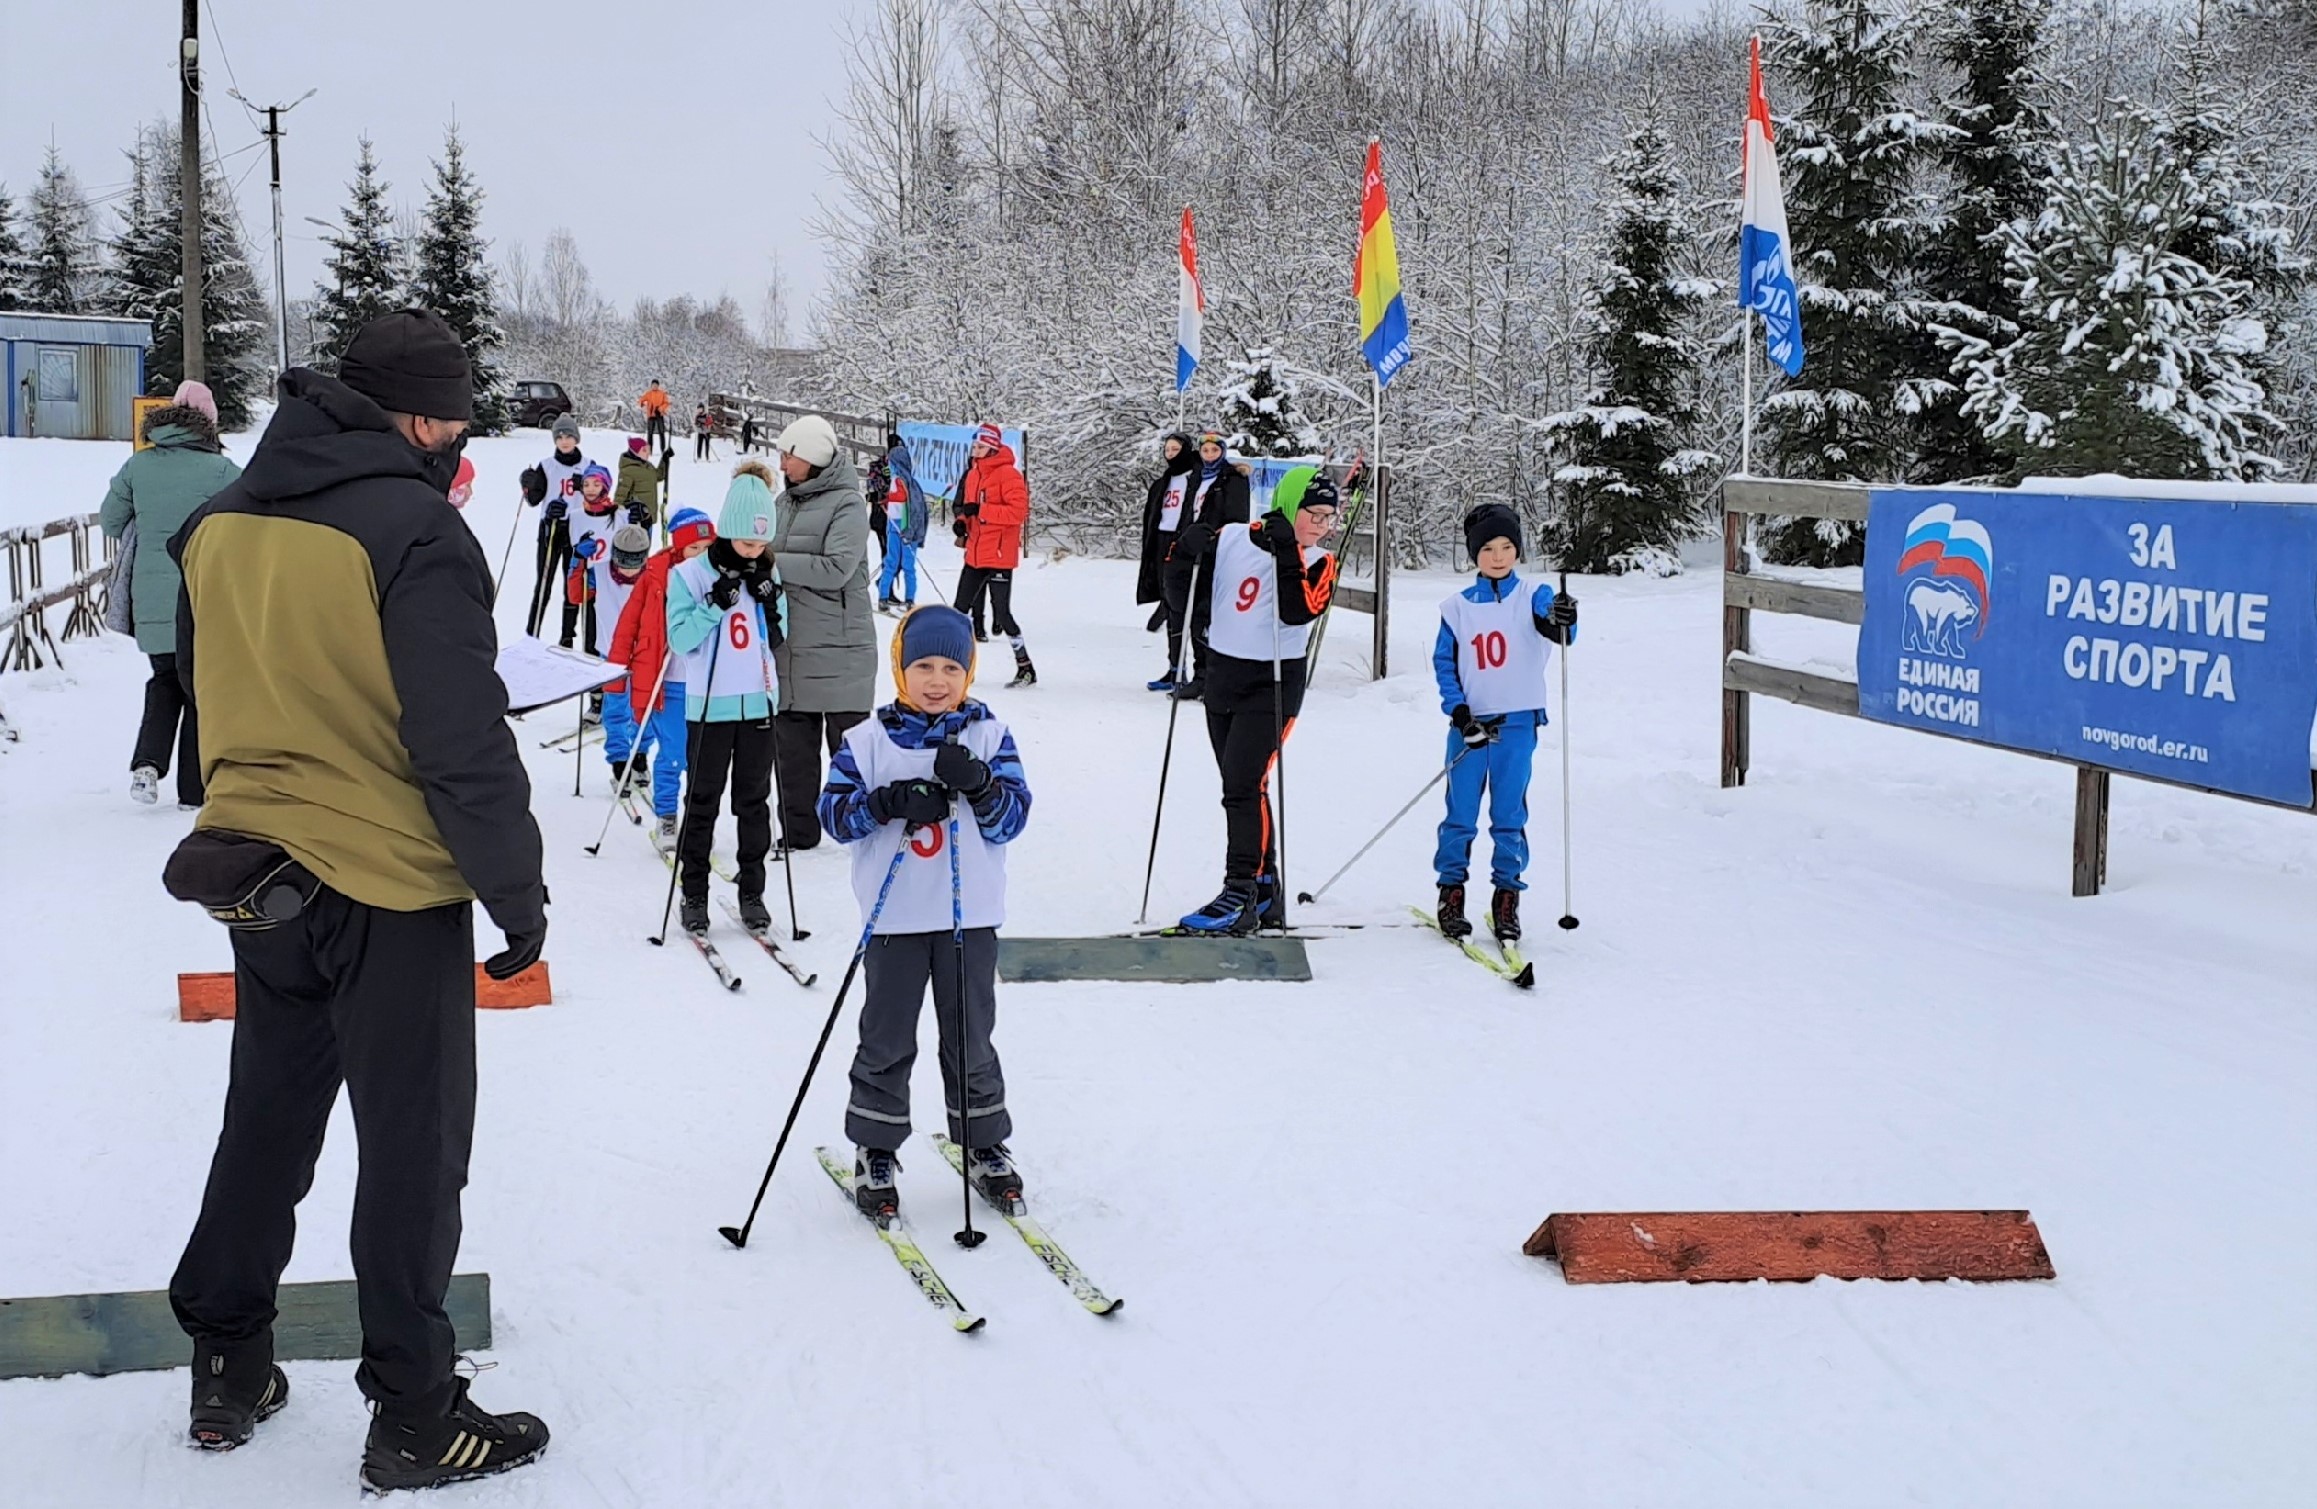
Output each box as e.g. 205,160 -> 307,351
602,685 -> 638,764
640,685 -> 688,818
1434,710 -> 1541,891
877,525 -> 919,603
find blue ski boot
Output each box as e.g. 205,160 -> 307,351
1177,883 -> 1258,936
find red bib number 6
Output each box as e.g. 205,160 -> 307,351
729,612 -> 752,651
1235,576 -> 1261,613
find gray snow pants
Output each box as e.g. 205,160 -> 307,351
844,928 -> 1011,1151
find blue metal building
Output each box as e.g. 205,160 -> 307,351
2,312 -> 154,441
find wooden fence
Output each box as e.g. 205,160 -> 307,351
706,395 -> 891,466
2,514 -> 112,674
1719,477 -> 2315,897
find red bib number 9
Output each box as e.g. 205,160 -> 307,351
1235,576 -> 1261,613
1470,629 -> 1507,669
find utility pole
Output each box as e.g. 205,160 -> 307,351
179,0 -> 205,382
237,88 -> 317,377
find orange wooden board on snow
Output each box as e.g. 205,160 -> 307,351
177,963 -> 553,1021
1523,1210 -> 2054,1284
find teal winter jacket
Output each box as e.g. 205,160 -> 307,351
99,405 -> 242,654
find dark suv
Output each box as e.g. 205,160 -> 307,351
510,380 -> 572,428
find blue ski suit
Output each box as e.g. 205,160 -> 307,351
1432,571 -> 1574,890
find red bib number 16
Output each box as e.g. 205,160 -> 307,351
1469,629 -> 1507,669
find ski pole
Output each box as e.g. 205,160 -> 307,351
1295,744 -> 1478,905
759,600 -> 809,942
586,651 -> 675,857
946,785 -> 982,1251
719,836 -> 914,1250
1134,595 -> 1198,924
651,584 -> 730,947
1269,608 -> 1290,931
1557,568 -> 1579,932
492,488 -> 526,610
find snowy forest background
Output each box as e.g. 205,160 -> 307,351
5,0 -> 2314,568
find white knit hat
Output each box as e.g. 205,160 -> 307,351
775,414 -> 840,469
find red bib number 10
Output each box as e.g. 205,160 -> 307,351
1469,629 -> 1508,669
1235,576 -> 1262,613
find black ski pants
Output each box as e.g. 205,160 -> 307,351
645,413 -> 668,450
773,709 -> 867,849
681,716 -> 776,902
170,887 -> 477,1422
956,565 -> 1021,640
134,651 -> 203,805
695,432 -> 713,462
559,590 -> 596,654
1204,651 -> 1307,887
527,516 -> 570,639
845,928 -> 1010,1150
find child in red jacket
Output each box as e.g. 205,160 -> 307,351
952,422 -> 1036,687
608,506 -> 716,840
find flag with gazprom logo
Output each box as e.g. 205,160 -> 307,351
1739,36 -> 1803,376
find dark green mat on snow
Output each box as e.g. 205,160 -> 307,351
0,1274 -> 492,1380
998,936 -> 1311,984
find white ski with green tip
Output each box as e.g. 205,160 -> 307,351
931,1135 -> 1121,1316
815,1147 -> 985,1333
1408,906 -> 1535,989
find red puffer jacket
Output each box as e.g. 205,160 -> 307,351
957,443 -> 1029,569
608,548 -> 681,715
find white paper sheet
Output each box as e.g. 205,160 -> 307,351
496,636 -> 625,715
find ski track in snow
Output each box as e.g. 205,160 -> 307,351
1,425 -> 2313,1506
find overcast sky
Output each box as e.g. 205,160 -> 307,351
0,0 -> 859,326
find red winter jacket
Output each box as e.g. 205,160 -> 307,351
608,548 -> 683,715
957,443 -> 1029,569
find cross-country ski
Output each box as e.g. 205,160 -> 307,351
814,1148 -> 985,1334
932,1135 -> 1120,1316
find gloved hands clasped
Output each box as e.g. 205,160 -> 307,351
707,571 -> 743,610
869,777 -> 950,828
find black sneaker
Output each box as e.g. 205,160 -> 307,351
854,1146 -> 900,1224
963,1141 -> 1025,1214
360,1377 -> 550,1492
679,895 -> 710,936
1490,886 -> 1522,942
738,893 -> 772,933
1437,882 -> 1472,940
187,1340 -> 289,1450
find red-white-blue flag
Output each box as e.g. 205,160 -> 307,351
1740,36 -> 1804,376
1176,207 -> 1203,393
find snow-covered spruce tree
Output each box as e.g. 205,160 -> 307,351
409,126 -> 508,431
105,126 -> 270,427
1217,347 -> 1321,458
0,184 -> 30,307
1961,103 -> 2278,480
1918,0 -> 2054,483
310,137 -> 407,373
1760,0 -> 1948,564
1542,124 -> 1716,576
23,147 -> 99,314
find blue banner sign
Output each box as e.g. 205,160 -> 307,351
896,422 -> 1025,502
1858,487 -> 2317,805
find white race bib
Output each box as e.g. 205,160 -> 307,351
1439,577 -> 1554,718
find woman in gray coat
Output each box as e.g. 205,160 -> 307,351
98,382 -> 242,807
764,416 -> 875,849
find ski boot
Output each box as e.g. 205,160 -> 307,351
737,893 -> 772,934
1146,670 -> 1177,693
854,1146 -> 901,1223
187,1339 -> 289,1450
877,595 -> 901,615
1436,882 -> 1473,940
1253,874 -> 1287,932
582,691 -> 603,726
130,765 -> 160,805
610,752 -> 647,789
679,895 -> 710,936
962,1141 -> 1025,1214
655,814 -> 679,847
1489,886 -> 1522,943
360,1377 -> 550,1492
1007,645 -> 1038,688
1177,883 -> 1258,936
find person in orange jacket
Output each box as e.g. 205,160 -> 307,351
638,379 -> 672,451
952,422 -> 1036,687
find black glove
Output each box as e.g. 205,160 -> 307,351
956,501 -> 981,519
520,465 -> 547,505
483,923 -> 546,981
868,777 -> 950,827
544,496 -> 568,522
1259,509 -> 1298,550
626,502 -> 651,528
747,573 -> 781,605
1450,704 -> 1493,749
1548,591 -> 1579,628
952,519 -> 970,546
708,572 -> 743,610
933,741 -> 994,800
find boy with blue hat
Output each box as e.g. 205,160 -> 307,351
1431,502 -> 1578,944
817,605 -> 1033,1221
666,474 -> 785,936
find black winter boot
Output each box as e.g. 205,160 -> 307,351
1436,883 -> 1472,940
1007,643 -> 1037,688
679,895 -> 710,936
187,1338 -> 289,1450
738,893 -> 772,933
360,1377 -> 550,1492
1489,886 -> 1522,942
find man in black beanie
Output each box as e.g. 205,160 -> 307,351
163,310 -> 553,1489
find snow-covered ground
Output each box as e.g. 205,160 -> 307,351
2,424 -> 2312,1506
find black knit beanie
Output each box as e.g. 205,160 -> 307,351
1463,502 -> 1522,563
339,310 -> 475,422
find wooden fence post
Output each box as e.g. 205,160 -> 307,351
2072,767 -> 2110,897
1720,506 -> 1750,788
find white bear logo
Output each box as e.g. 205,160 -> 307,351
1904,579 -> 1979,659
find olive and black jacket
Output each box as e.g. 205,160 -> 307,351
170,369 -> 545,938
